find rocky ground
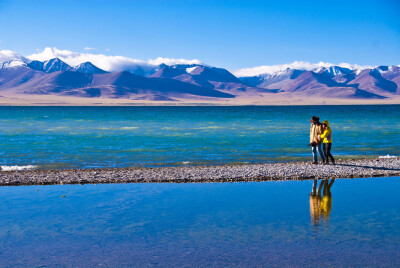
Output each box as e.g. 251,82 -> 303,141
0,158 -> 399,186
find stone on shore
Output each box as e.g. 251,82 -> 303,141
0,158 -> 399,186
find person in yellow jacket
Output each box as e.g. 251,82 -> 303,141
320,120 -> 335,165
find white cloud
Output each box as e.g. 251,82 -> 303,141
83,47 -> 95,50
148,57 -> 201,66
26,47 -> 202,73
1,60 -> 26,68
0,49 -> 29,64
232,61 -> 374,77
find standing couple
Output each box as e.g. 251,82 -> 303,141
309,116 -> 335,165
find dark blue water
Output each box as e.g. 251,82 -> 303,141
1,177 -> 399,267
0,105 -> 399,170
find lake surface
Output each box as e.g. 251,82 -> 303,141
0,177 -> 399,267
0,105 -> 399,169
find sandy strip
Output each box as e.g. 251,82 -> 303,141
1,92 -> 400,106
0,158 -> 399,186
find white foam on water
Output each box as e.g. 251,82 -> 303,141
1,165 -> 37,171
182,161 -> 190,164
161,127 -> 180,130
379,155 -> 398,159
195,126 -> 225,130
120,127 -> 139,130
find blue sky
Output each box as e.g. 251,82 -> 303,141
0,0 -> 399,69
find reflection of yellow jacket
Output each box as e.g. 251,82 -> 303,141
320,120 -> 332,144
321,195 -> 332,219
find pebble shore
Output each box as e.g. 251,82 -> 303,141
0,158 -> 399,186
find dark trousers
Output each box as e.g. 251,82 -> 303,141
323,143 -> 335,163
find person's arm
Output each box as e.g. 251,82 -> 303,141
320,128 -> 330,139
317,125 -> 323,141
320,129 -> 327,139
310,125 -> 314,143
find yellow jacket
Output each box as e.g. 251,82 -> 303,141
320,120 -> 332,143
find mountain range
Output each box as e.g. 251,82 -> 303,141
0,57 -> 399,102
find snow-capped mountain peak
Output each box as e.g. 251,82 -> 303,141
329,66 -> 352,76
43,58 -> 72,73
73,62 -> 107,74
0,50 -> 29,66
268,68 -> 294,78
320,66 -> 353,77
186,66 -> 198,74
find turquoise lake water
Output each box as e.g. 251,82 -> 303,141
1,105 -> 399,266
0,105 -> 399,169
1,177 -> 399,266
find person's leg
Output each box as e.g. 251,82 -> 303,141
323,179 -> 329,195
317,143 -> 325,162
323,143 -> 329,164
317,180 -> 324,196
326,143 -> 335,164
312,146 -> 317,163
311,179 -> 317,195
327,179 -> 335,195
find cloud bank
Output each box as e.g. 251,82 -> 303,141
0,47 -> 383,77
0,50 -> 29,64
26,47 -> 202,73
232,61 -> 374,77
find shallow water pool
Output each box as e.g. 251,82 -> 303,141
0,177 -> 399,266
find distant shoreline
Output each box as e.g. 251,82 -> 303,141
1,158 -> 399,187
0,92 -> 400,106
1,103 -> 400,107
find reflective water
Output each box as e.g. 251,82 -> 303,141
0,105 -> 399,169
1,177 -> 399,266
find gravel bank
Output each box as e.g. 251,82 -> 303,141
0,158 -> 399,186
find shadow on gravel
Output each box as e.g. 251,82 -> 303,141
337,164 -> 400,171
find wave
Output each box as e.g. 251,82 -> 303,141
195,126 -> 225,130
161,127 -> 180,131
120,127 -> 139,130
1,165 -> 37,171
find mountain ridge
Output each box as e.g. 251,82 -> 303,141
0,56 -> 399,101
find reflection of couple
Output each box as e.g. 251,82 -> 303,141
309,116 -> 335,165
309,179 -> 335,225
